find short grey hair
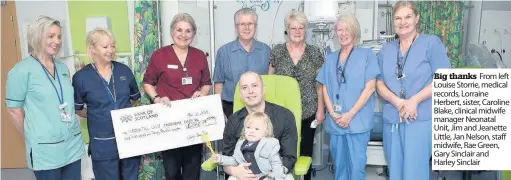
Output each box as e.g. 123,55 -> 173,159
284,10 -> 308,30
170,13 -> 197,37
234,8 -> 258,25
27,15 -> 61,56
336,14 -> 361,45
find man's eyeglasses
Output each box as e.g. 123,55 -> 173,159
237,22 -> 255,27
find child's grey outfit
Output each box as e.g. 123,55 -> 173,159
217,137 -> 285,180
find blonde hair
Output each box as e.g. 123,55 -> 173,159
284,10 -> 308,30
86,27 -> 116,62
336,14 -> 361,45
393,1 -> 418,17
240,112 -> 274,140
171,13 -> 197,37
27,15 -> 61,57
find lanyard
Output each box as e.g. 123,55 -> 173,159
396,34 -> 418,79
182,58 -> 188,76
172,44 -> 189,76
92,63 -> 117,109
34,56 -> 64,105
335,48 -> 354,100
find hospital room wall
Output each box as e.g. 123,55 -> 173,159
67,1 -> 131,66
14,0 -> 135,145
159,1 -> 213,73
468,1 -> 511,67
15,1 -> 75,72
212,1 -> 380,55
14,1 -> 133,75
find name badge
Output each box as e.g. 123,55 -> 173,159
61,112 -> 72,122
167,64 -> 178,69
333,104 -> 342,112
182,77 -> 193,85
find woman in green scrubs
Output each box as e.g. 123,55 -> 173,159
5,15 -> 85,180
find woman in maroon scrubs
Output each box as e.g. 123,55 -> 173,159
143,13 -> 212,180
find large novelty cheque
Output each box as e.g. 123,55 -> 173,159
111,94 -> 225,159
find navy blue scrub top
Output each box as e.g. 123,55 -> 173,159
72,61 -> 141,136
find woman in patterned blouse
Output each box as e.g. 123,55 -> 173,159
268,10 -> 325,180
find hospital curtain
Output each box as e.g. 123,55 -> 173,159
416,1 -> 466,68
133,1 -> 165,180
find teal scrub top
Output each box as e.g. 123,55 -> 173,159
5,56 -> 85,171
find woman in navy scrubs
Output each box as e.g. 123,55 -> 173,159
72,28 -> 141,180
143,13 -> 212,180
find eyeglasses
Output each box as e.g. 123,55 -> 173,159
289,27 -> 305,32
237,22 -> 255,27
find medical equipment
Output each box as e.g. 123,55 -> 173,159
304,0 -> 393,177
304,0 -> 339,23
359,39 -> 392,177
379,2 -> 394,38
465,42 -> 507,68
489,29 -> 506,64
305,2 -> 337,176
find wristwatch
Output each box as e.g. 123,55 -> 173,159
152,94 -> 160,101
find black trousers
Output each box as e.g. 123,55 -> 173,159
222,100 -> 234,118
221,100 -> 233,179
301,115 -> 316,180
162,144 -> 203,180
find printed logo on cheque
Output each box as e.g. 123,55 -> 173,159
120,114 -> 134,123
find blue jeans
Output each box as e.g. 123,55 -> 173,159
33,159 -> 81,180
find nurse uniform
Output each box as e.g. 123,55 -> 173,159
316,47 -> 380,180
73,61 -> 141,180
6,56 -> 85,179
377,34 -> 451,180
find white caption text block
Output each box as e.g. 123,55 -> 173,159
432,68 -> 510,171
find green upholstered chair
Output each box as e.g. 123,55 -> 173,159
80,118 -> 89,144
503,171 -> 511,180
201,74 -> 312,180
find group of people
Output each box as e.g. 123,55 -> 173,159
5,1 -> 451,180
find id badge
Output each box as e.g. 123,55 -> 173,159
396,68 -> 406,80
182,77 -> 193,85
167,64 -> 178,69
397,73 -> 406,80
333,104 -> 342,112
61,112 -> 71,122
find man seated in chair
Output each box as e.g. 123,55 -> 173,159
222,72 -> 298,180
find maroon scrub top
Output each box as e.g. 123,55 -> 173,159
143,45 -> 212,101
